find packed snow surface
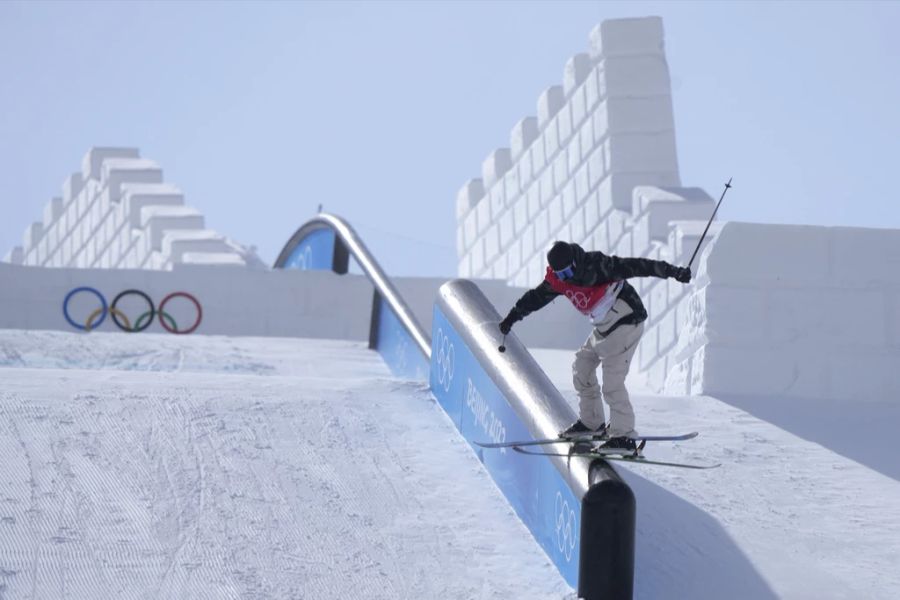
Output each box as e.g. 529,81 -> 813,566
2,332 -> 899,599
0,331 -> 571,599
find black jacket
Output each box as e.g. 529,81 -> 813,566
506,243 -> 678,336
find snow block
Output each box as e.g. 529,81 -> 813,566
701,286 -> 768,344
558,104 -> 573,146
544,116 -> 560,159
571,85 -> 588,128
23,221 -> 43,250
122,183 -> 185,229
81,147 -> 140,181
705,222 -> 831,287
589,17 -> 664,59
518,149 -> 534,188
578,121 -> 595,160
766,288 -> 887,348
101,158 -> 164,203
179,252 -> 246,267
3,246 -> 24,265
539,167 -> 556,206
484,223 -> 500,264
504,168 -> 521,204
829,226 -> 900,286
476,195 -> 491,235
605,133 -> 679,175
42,197 -> 63,228
162,230 -> 231,262
598,56 -> 672,98
482,148 -> 512,190
594,96 -> 676,138
489,186 -> 505,221
597,172 -> 678,212
521,222 -> 536,261
463,208 -> 478,251
531,140 -> 547,182
511,117 -> 539,160
669,219 -> 724,266
470,238 -> 485,275
62,172 -> 84,206
563,53 -> 593,96
499,210 -> 514,248
553,152 -> 568,192
632,186 -> 714,243
456,178 -> 485,220
141,206 -> 205,251
537,85 -> 565,127
700,344 -> 819,398
514,196 -> 528,236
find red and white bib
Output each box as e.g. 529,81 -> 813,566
545,267 -> 624,323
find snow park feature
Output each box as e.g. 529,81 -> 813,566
4,12 -> 900,600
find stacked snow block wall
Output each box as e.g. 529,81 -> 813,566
665,222 -> 900,402
455,17 -> 722,387
3,147 -> 261,270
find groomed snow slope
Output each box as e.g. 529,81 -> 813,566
0,331 -> 571,599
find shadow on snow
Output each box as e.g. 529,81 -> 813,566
619,468 -> 777,600
715,393 -> 900,483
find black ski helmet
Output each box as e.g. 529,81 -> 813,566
547,241 -> 574,271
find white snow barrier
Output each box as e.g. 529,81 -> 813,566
663,222 -> 900,401
4,147 -> 263,270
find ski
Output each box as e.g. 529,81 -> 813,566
474,431 -> 698,449
512,446 -> 720,470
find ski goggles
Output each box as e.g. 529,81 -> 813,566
554,263 -> 576,281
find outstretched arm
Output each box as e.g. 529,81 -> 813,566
499,281 -> 560,333
602,255 -> 691,282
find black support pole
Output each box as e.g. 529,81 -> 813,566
578,462 -> 636,600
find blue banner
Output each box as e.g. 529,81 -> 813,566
283,229 -> 336,271
373,295 -> 429,380
429,306 -> 581,587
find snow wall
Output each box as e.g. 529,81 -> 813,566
0,261 -> 585,350
667,221 -> 900,401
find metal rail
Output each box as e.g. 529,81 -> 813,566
274,212 -> 431,359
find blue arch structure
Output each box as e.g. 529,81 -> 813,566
274,213 -> 430,380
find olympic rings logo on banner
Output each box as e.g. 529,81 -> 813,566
555,491 -> 578,562
63,287 -> 203,334
435,327 -> 455,392
292,246 -> 313,270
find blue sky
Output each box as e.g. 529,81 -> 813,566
2,1 -> 899,276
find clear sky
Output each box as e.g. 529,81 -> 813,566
2,0 -> 899,277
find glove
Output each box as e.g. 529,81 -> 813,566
671,266 -> 692,283
499,311 -> 519,335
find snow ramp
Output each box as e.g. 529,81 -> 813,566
0,331 -> 574,599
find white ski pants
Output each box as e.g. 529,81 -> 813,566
572,322 -> 644,437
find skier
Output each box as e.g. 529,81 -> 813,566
498,241 -> 692,453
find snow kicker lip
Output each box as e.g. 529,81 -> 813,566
63,286 -> 203,334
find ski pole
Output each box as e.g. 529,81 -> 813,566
498,334 -> 507,353
686,177 -> 733,271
